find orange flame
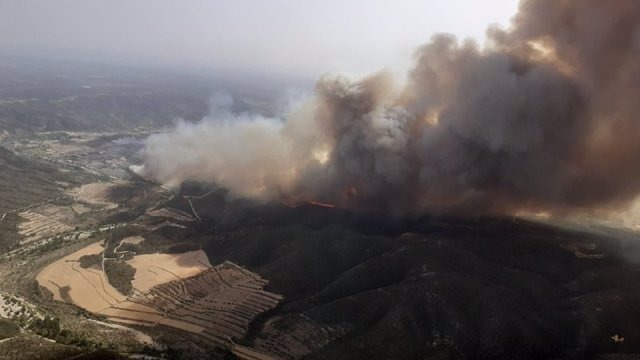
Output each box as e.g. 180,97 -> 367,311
309,200 -> 335,208
282,199 -> 335,208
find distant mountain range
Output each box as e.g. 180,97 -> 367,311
0,57 -> 290,133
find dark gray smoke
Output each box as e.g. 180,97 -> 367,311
136,0 -> 640,216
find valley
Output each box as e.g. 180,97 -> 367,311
0,56 -> 639,360
0,127 -> 287,359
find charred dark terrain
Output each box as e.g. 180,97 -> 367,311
151,186 -> 640,360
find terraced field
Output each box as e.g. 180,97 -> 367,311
132,261 -> 283,346
18,209 -> 73,244
37,241 -> 283,350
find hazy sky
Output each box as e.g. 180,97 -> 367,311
0,0 -> 520,78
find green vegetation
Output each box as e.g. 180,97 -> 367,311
59,286 -> 73,303
103,226 -> 138,257
0,147 -> 64,214
0,318 -> 20,340
25,236 -> 66,256
35,132 -> 71,141
0,335 -> 83,360
30,315 -> 90,347
103,260 -> 136,295
29,316 -> 61,338
79,254 -> 102,269
0,145 -> 75,253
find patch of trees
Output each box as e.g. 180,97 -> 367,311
104,260 -> 136,295
0,318 -> 20,340
27,236 -> 65,256
29,315 -> 90,347
79,254 -> 102,269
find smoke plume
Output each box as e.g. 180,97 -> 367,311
136,0 -> 640,215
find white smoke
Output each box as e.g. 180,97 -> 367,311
134,94 -> 329,201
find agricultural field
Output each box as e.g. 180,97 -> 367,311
0,60 -> 294,359
0,130 -> 186,359
37,238 -> 283,353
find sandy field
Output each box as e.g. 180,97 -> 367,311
69,183 -> 118,209
36,241 -> 282,350
120,236 -> 144,245
36,242 -> 210,337
127,251 -> 211,292
36,242 -> 126,309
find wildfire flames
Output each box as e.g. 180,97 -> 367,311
282,200 -> 336,209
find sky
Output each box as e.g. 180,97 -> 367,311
0,0 -> 520,78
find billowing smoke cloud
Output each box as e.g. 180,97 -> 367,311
136,0 -> 640,215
